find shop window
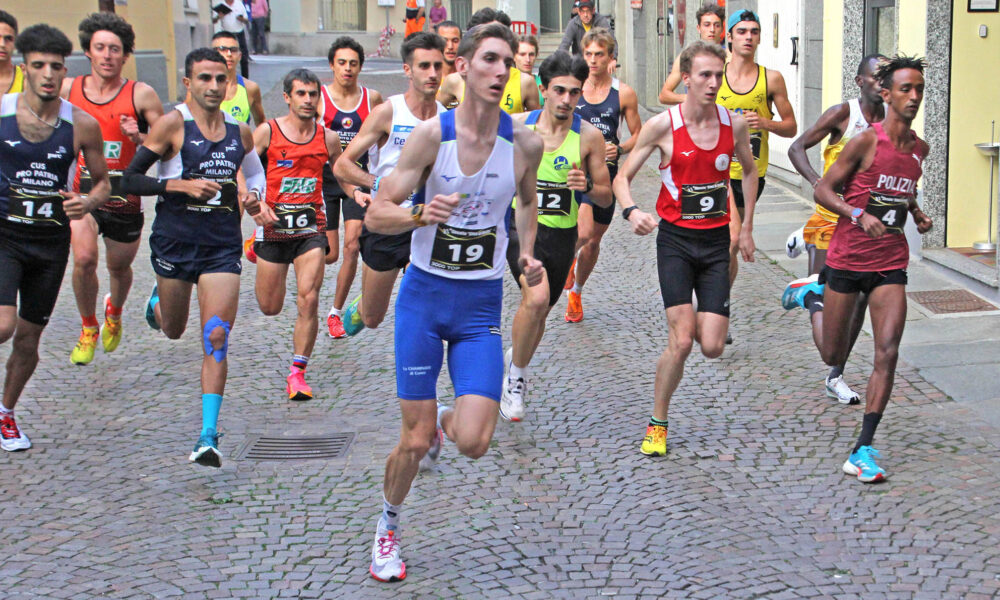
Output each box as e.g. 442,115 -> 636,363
318,0 -> 366,31
864,0 -> 897,57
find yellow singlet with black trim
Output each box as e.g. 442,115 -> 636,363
458,66 -> 523,114
6,64 -> 23,93
717,63 -> 771,179
220,74 -> 252,124
512,110 -> 582,229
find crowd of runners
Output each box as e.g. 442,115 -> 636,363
0,4 -> 932,582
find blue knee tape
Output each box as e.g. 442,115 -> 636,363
203,315 -> 231,363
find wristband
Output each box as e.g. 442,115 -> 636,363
584,176 -> 593,194
622,206 -> 638,221
245,191 -> 261,216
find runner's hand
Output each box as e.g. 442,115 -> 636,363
858,212 -> 885,238
738,228 -> 756,262
353,189 -> 372,208
742,110 -> 762,130
566,162 -> 588,192
423,193 -> 459,224
181,179 -> 222,201
60,190 -> 90,220
627,209 -> 657,236
242,192 -> 278,227
604,142 -> 618,162
913,209 -> 933,233
519,254 -> 544,287
120,115 -> 141,144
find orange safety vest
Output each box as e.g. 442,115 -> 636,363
405,0 -> 425,37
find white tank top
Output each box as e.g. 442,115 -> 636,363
369,94 -> 444,207
843,98 -> 871,141
408,109 -> 517,281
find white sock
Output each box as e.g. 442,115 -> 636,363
382,495 -> 402,532
570,282 -> 581,295
509,362 -> 527,381
0,405 -> 12,416
329,307 -> 342,318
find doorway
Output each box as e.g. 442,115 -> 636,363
753,0 -> 802,174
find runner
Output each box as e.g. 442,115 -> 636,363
0,24 -> 110,452
658,3 -> 726,105
0,11 -> 23,94
782,54 -> 886,405
715,10 -> 796,310
564,27 -> 641,323
333,32 -> 445,337
612,40 -> 758,457
121,47 -> 268,468
433,20 -> 461,79
501,51 -> 611,421
252,68 -> 344,401
319,36 -> 384,339
436,8 -> 540,114
514,34 -> 543,108
210,31 -> 265,126
811,55 -> 931,483
62,12 -> 164,366
363,23 -> 543,581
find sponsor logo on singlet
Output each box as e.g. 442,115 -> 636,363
278,177 -> 317,194
715,154 -> 730,171
104,141 -> 122,159
277,159 -> 293,168
341,117 -> 354,129
553,156 -> 570,170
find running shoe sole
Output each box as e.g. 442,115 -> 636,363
826,385 -> 861,405
369,565 -> 406,582
287,387 -> 313,401
842,459 -> 886,483
189,446 -> 222,468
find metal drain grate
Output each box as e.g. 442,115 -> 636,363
908,290 -> 998,314
238,433 -> 354,461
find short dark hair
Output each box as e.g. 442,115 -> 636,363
0,10 -> 18,34
875,54 -> 925,90
695,4 -> 725,26
283,68 -> 320,94
434,20 -> 461,35
678,40 -> 726,75
185,47 -> 227,78
402,31 -> 445,64
15,24 -> 73,58
857,53 -> 887,76
457,22 -> 518,61
211,30 -> 240,44
328,36 -> 365,67
466,8 -> 511,30
78,12 -> 135,56
538,51 -> 587,88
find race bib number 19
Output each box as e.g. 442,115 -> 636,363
430,225 -> 497,271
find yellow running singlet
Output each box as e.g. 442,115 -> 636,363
717,64 -> 771,179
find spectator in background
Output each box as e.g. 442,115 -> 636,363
559,0 -> 615,59
404,0 -> 426,38
213,0 -> 250,77
429,0 -> 447,29
251,0 -> 269,55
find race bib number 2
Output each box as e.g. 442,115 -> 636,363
430,225 -> 497,271
185,178 -> 238,213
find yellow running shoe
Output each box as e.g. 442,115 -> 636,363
70,327 -> 99,365
640,424 -> 667,456
101,294 -> 122,353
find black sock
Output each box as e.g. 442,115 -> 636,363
853,412 -> 883,452
828,365 -> 844,380
649,416 -> 668,429
803,291 -> 824,316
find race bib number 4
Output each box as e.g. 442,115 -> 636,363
186,178 -> 238,213
865,193 -> 908,234
680,181 -> 728,220
274,203 -> 318,235
536,180 -> 573,217
430,225 -> 497,271
6,186 -> 67,226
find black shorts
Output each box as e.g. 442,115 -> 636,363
254,235 -> 328,264
360,226 -> 410,272
579,164 -> 617,226
92,209 -> 144,244
507,220 -> 578,308
323,193 -> 367,230
0,228 -> 70,326
820,266 -> 908,295
730,177 -> 765,210
656,220 -> 731,316
149,234 -> 242,283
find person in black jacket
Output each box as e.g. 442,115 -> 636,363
558,1 -> 616,58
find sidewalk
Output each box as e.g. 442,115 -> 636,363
753,179 -> 1000,441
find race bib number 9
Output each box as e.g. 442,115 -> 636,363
430,225 -> 497,271
680,181 -> 728,220
185,178 -> 238,213
6,185 -> 67,226
865,193 -> 908,234
274,203 -> 318,235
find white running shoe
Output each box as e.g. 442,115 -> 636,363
418,428 -> 443,472
826,375 -> 861,405
500,348 -> 526,421
0,414 -> 31,452
370,519 -> 406,582
786,226 -> 806,258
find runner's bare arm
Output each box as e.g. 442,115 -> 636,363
658,56 -> 685,105
123,82 -> 165,146
252,120 -> 272,156
436,72 -> 461,107
617,82 -> 643,155
613,112 -> 671,236
732,113 -> 758,261
513,122 -> 545,287
521,71 -> 540,111
246,79 -> 266,128
365,119 -> 452,235
787,102 -> 849,186
815,130 -> 884,238
761,69 -> 797,138
575,122 -> 612,207
333,100 -> 392,189
66,109 -> 111,217
909,139 -> 933,233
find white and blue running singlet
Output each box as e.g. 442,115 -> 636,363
408,109 -> 517,280
368,94 -> 444,208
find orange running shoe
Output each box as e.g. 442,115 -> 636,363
563,257 -> 577,290
243,236 -> 257,264
327,314 -> 347,338
565,290 -> 583,323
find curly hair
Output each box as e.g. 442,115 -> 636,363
874,54 -> 925,90
79,12 -> 135,56
16,24 -> 73,58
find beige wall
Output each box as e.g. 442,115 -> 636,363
364,0 -> 493,32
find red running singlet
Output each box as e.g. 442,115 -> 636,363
656,104 -> 734,230
259,119 -> 330,241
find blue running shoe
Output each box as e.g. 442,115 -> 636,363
781,274 -> 823,310
189,429 -> 222,468
343,295 -> 365,336
145,284 -> 160,331
842,445 -> 886,483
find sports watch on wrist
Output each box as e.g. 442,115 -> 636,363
850,207 -> 863,225
622,206 -> 638,221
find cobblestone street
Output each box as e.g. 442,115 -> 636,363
3,70 -> 1000,599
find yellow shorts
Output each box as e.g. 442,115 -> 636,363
802,211 -> 838,250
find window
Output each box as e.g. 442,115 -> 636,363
864,0 -> 897,56
318,0 -> 366,31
